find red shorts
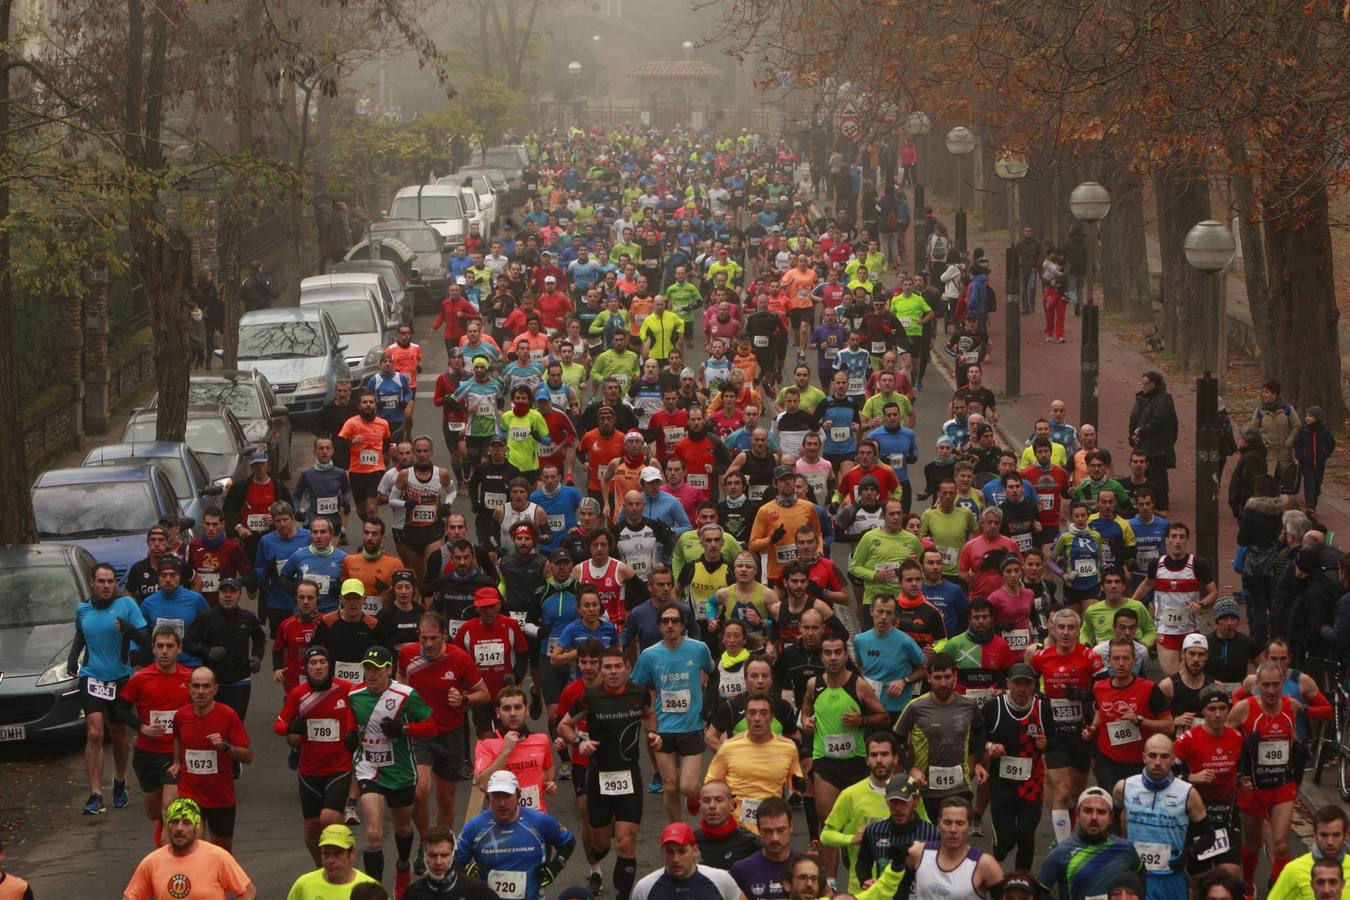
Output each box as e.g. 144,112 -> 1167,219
1156,633 -> 1187,651
1237,782 -> 1297,818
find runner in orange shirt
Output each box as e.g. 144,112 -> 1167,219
386,323 -> 423,426
338,391 -> 393,524
780,254 -> 819,361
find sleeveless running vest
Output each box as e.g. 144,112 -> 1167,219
912,842 -> 988,900
811,671 -> 865,761
582,557 -> 625,625
499,501 -> 542,547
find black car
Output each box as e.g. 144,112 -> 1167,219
0,543 -> 99,742
347,220 -> 449,310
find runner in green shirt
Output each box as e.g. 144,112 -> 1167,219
889,277 -> 934,342
499,385 -> 553,474
920,482 -> 979,577
820,732 -> 906,894
776,366 -> 827,413
847,498 -> 924,608
664,268 -> 703,334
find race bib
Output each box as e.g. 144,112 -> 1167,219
748,485 -> 768,501
1160,606 -> 1188,629
720,669 -> 746,697
1107,719 -> 1141,746
999,755 -> 1032,781
363,739 -> 393,766
739,797 -> 762,825
1198,828 -> 1231,861
359,449 -> 379,467
663,426 -> 685,446
774,544 -> 799,564
1257,739 -> 1289,767
687,473 -> 710,490
494,316 -> 507,329
965,687 -> 993,700
847,376 -> 865,395
85,677 -> 117,701
824,346 -> 838,359
509,426 -> 530,443
661,689 -> 692,714
246,513 -> 267,531
939,546 -> 958,567
446,619 -> 464,641
870,341 -> 886,354
823,733 -> 857,758
1051,698 -> 1083,722
1038,495 -> 1055,511
411,504 -> 438,524
830,425 -> 851,443
599,769 -> 635,795
509,611 -> 528,625
1013,532 -> 1033,552
316,497 -> 339,515
1003,628 -> 1031,652
149,709 -> 175,732
547,514 -> 565,533
199,572 -> 220,593
306,718 -> 340,743
929,764 -> 963,791
334,661 -> 364,683
475,640 -> 506,668
1072,558 -> 1097,579
629,556 -> 651,577
864,677 -> 885,697
448,421 -> 466,433
1134,841 -> 1171,872
184,748 -> 218,775
519,784 -> 541,809
380,393 -> 399,409
311,574 -> 330,595
753,335 -> 769,348
888,453 -> 907,469
362,595 -> 383,616
1137,548 -> 1159,568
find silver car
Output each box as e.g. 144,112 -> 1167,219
299,286 -> 392,384
236,307 -> 352,418
149,371 -> 294,477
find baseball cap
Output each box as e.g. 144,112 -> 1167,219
157,554 -> 185,573
486,770 -> 520,794
249,448 -> 269,465
1077,786 -> 1114,811
994,873 -> 1042,899
318,824 -> 356,849
488,434 -> 506,446
1007,662 -> 1038,682
341,577 -> 366,597
1182,633 -> 1208,652
545,275 -> 557,282
773,464 -> 795,480
885,774 -> 918,801
659,822 -> 697,847
549,550 -> 573,564
303,645 -> 331,664
1212,596 -> 1240,621
473,586 -> 502,608
1198,685 -> 1232,708
218,577 -> 241,591
361,646 -> 393,669
640,465 -> 664,483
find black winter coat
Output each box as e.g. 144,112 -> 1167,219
1128,388 -> 1179,462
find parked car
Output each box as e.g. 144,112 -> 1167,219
233,307 -> 352,418
439,171 -> 498,234
456,166 -> 511,201
477,146 -> 529,198
388,185 -> 467,245
338,239 -> 422,317
299,285 -> 391,384
0,544 -> 99,743
347,221 -> 448,308
81,442 -> 224,522
123,404 -> 253,487
32,464 -> 188,584
308,270 -> 402,327
458,186 -> 492,238
149,371 -> 293,477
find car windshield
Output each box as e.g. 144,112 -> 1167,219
125,417 -> 238,454
86,453 -> 192,497
187,381 -> 265,419
389,195 -> 464,221
306,298 -> 375,334
0,565 -> 82,628
369,227 -> 440,252
34,481 -> 159,537
483,150 -> 521,170
336,264 -> 403,290
238,321 -> 326,359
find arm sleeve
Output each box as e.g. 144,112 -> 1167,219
67,615 -> 86,675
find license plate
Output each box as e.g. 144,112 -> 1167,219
0,724 -> 25,741
276,394 -> 293,405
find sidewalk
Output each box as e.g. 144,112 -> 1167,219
924,206 -> 1348,595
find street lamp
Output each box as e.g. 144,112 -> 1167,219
566,61 -> 582,129
1069,180 -> 1111,429
682,40 -> 694,59
995,151 -> 1029,396
945,126 -> 976,252
1185,219 -> 1237,577
904,112 -> 931,268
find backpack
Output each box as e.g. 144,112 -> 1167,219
1216,407 -> 1239,457
986,283 -> 997,313
967,280 -> 989,316
929,234 -> 948,261
881,198 -> 899,231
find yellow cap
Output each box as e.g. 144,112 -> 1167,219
318,824 -> 356,849
340,578 -> 367,597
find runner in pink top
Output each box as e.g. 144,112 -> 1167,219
986,556 -> 1036,655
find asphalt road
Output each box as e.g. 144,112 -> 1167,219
1,300 -> 1306,897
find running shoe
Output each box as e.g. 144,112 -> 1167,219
344,799 -> 360,825
529,688 -> 543,720
558,760 -> 572,781
112,780 -> 129,809
413,842 -> 427,876
587,872 -> 605,896
394,862 -> 410,898
82,793 -> 105,815
648,773 -> 664,794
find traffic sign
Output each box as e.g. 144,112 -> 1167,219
837,99 -> 860,141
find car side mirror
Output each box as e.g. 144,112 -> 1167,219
271,405 -> 290,418
202,484 -> 224,497
337,342 -> 349,353
443,242 -> 453,253
179,516 -> 196,530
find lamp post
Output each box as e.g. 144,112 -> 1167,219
995,152 -> 1029,396
682,40 -> 694,59
904,111 -> 930,270
567,61 -> 582,129
1068,181 -> 1111,429
945,126 -> 976,253
1184,219 -> 1237,577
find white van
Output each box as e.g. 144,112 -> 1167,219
388,185 -> 467,244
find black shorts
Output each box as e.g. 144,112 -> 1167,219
132,748 -> 176,793
299,771 -> 352,820
1062,585 -> 1097,607
812,755 -> 869,791
466,435 -> 493,460
401,524 -> 442,553
201,805 -> 237,838
1043,736 -> 1093,773
585,765 -> 644,828
412,727 -> 471,781
442,422 -> 467,450
824,451 -> 856,470
349,472 -> 383,504
788,307 -> 814,331
358,779 -> 415,809
655,731 -> 706,756
471,705 -> 497,735
573,764 -> 589,797
78,675 -> 127,717
1093,756 -> 1142,794
1187,823 -> 1242,873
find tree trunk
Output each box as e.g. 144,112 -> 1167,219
1263,179 -> 1343,428
1100,161 -> 1152,321
1226,138 -> 1275,379
132,204 -> 193,441
1152,163 -> 1212,371
0,0 -> 38,545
